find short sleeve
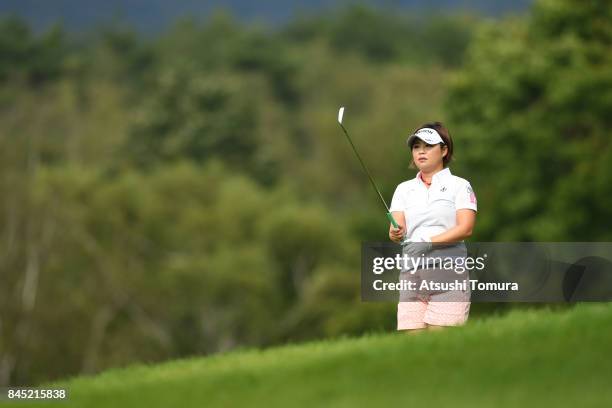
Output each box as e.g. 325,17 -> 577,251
455,180 -> 477,211
389,184 -> 405,212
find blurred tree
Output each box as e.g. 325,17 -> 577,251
90,24 -> 155,90
283,5 -> 476,67
0,16 -> 66,85
446,0 -> 612,241
124,70 -> 261,173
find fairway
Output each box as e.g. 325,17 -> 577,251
11,302 -> 612,407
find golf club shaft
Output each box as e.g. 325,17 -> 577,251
338,123 -> 399,228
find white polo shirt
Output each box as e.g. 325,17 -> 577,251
389,167 -> 477,242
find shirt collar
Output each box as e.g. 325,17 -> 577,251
416,167 -> 452,185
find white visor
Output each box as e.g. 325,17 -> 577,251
406,128 -> 444,147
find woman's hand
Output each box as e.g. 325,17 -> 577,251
402,237 -> 433,258
389,224 -> 406,243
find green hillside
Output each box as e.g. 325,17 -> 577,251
10,302 -> 612,407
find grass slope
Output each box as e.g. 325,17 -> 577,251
10,303 -> 612,407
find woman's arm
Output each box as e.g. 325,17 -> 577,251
430,209 -> 476,243
388,211 -> 406,243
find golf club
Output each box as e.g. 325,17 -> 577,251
337,106 -> 399,229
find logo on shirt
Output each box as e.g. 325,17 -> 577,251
440,186 -> 447,192
467,185 -> 477,204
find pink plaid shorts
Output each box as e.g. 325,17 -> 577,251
396,266 -> 471,330
397,298 -> 471,330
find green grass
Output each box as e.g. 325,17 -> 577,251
9,303 -> 612,407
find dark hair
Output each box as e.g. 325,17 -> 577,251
409,121 -> 454,168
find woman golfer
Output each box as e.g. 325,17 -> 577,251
389,122 -> 477,332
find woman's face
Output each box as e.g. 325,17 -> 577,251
411,139 -> 447,171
